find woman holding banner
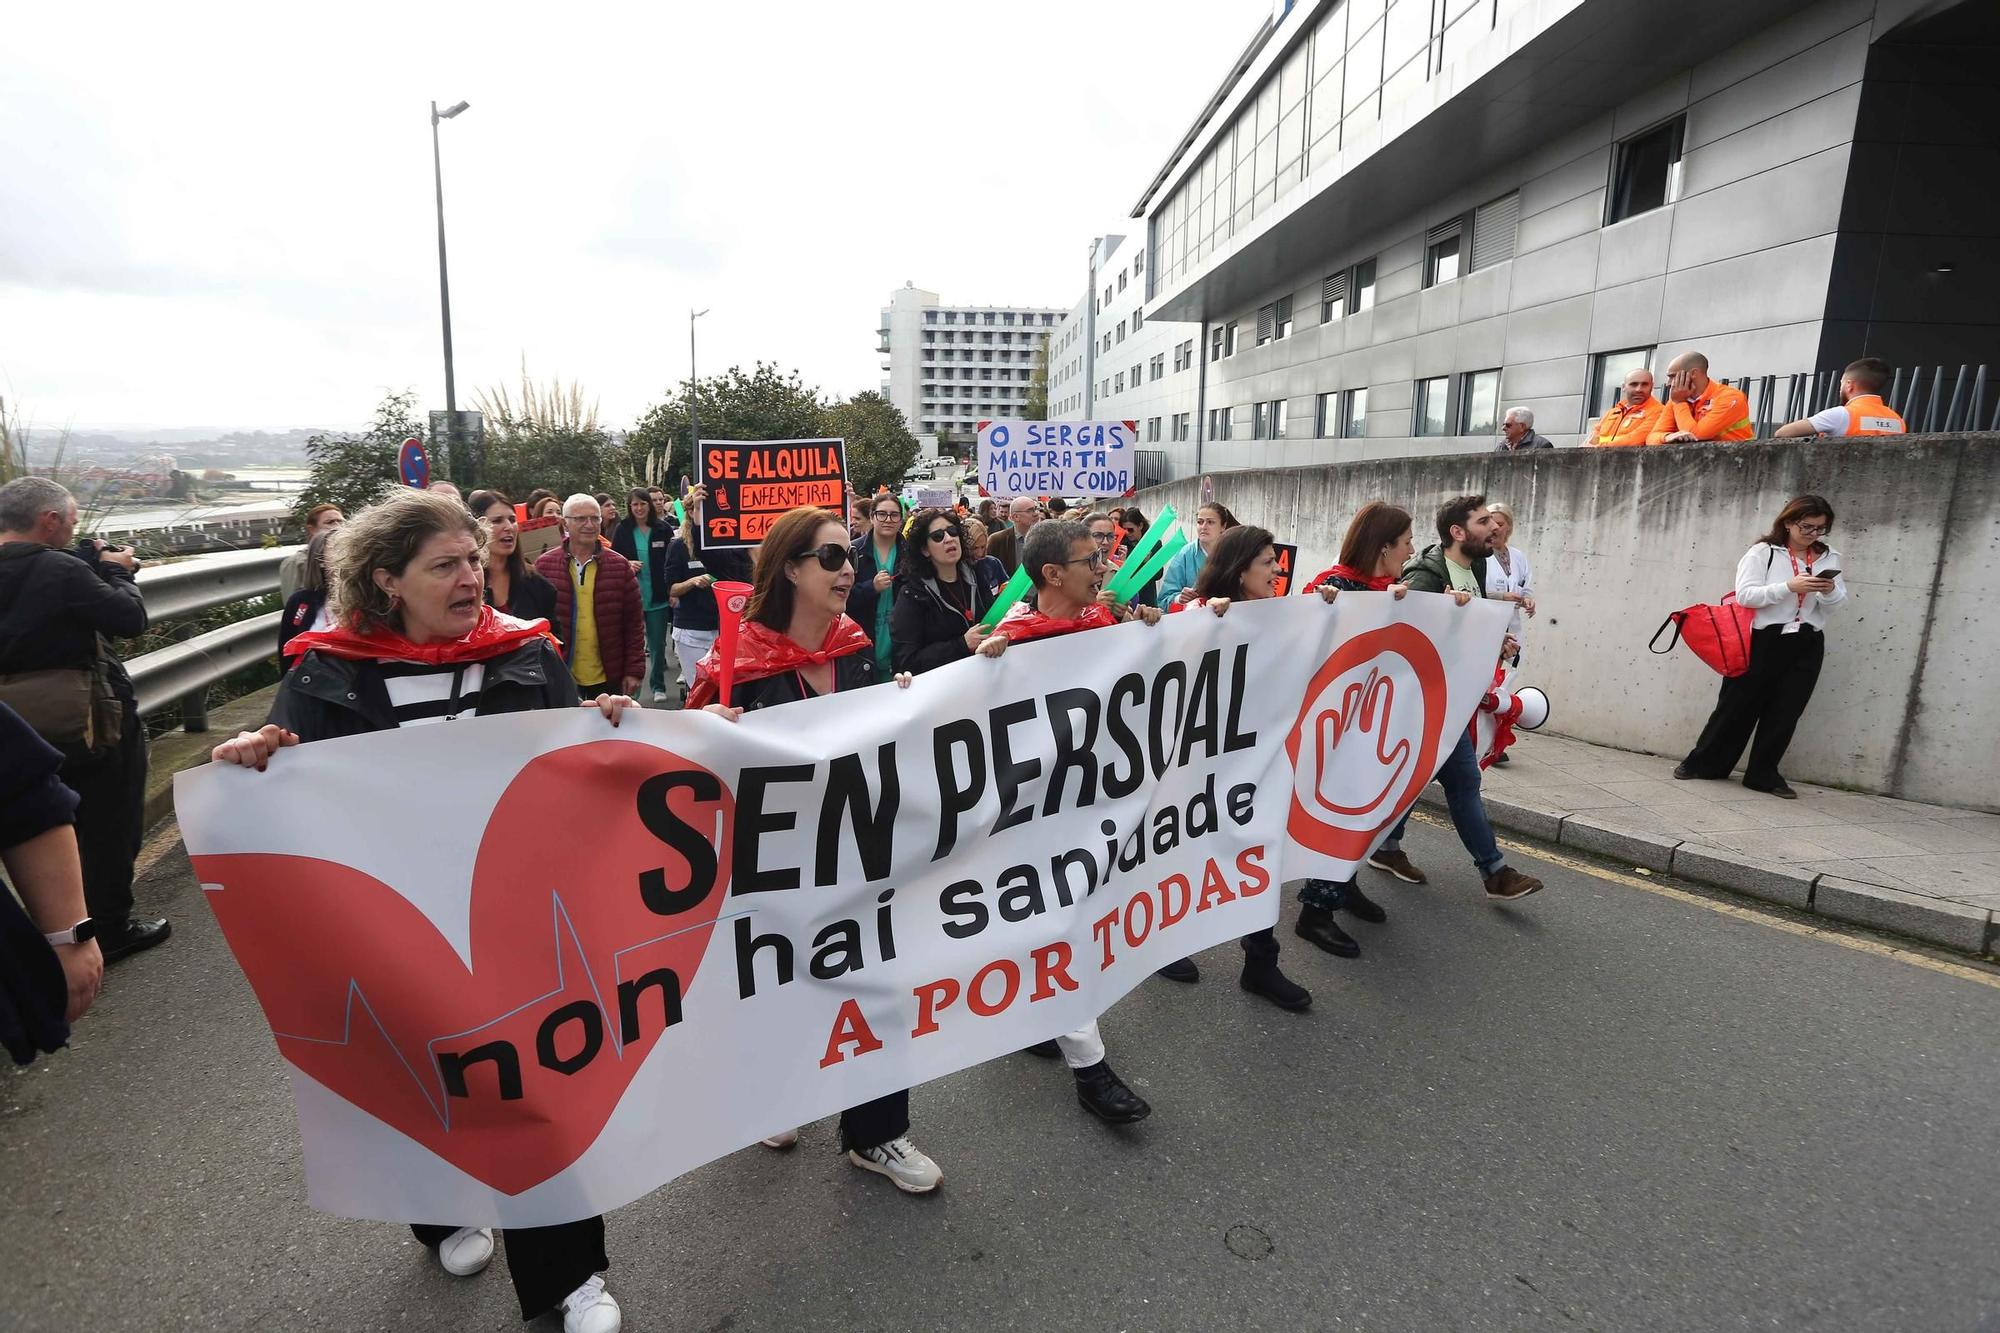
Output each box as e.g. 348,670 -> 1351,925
1178,524 -> 1339,1011
890,507 -> 1006,675
208,490 -> 631,1333
1293,503 -> 1454,959
687,506 -> 946,1194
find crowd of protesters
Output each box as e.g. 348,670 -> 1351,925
0,367 -> 1872,1330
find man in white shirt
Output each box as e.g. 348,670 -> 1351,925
1773,357 -> 1906,438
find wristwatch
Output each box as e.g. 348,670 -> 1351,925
43,918 -> 98,946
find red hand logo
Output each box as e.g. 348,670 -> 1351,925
194,740 -> 734,1196
1311,667 -> 1411,817
1287,625 -> 1448,861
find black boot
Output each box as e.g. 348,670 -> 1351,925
1343,881 -> 1388,924
1023,1039 -> 1061,1058
1240,958 -> 1312,1011
1073,1061 -> 1151,1123
1294,905 -> 1359,958
1155,956 -> 1200,984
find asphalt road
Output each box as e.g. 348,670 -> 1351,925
7,816 -> 2000,1332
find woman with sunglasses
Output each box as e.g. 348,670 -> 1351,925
1675,495 -> 1846,799
686,507 -> 942,1193
890,508 -> 1007,675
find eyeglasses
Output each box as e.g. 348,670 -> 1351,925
794,543 -> 855,572
925,524 -> 962,543
1060,552 -> 1106,571
565,515 -> 601,526
873,509 -> 903,521
1794,523 -> 1829,536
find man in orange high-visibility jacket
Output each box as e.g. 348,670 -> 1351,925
1589,367 -> 1668,446
1651,351 -> 1755,443
1773,356 -> 1907,438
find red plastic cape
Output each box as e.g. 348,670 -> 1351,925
281,604 -> 558,664
1302,563 -> 1393,593
995,601 -> 1119,643
686,616 -> 873,709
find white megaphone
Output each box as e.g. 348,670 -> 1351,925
1475,680 -> 1551,768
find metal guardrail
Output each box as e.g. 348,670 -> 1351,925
1724,363 -> 1995,439
126,545 -> 298,731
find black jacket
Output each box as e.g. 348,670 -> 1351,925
270,638 -> 577,741
0,701 -> 78,1065
843,535 -> 901,633
610,518 -> 673,604
277,589 -> 328,658
0,542 -> 147,676
890,571 -> 994,675
662,538 -> 718,632
484,567 -> 558,629
732,651 -> 876,712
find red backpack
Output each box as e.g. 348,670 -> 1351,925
1650,592 -> 1756,677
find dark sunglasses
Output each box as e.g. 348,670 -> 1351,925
925,524 -> 963,543
794,542 -> 855,572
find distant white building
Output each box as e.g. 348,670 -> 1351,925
1046,235 -> 1203,487
878,283 -> 1066,457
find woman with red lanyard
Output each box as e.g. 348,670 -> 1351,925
1291,503 -> 1452,961
686,506 -> 945,1194
1675,495 -> 1846,799
1177,524 -> 1337,1011
207,491 -> 630,1333
889,507 -> 1008,674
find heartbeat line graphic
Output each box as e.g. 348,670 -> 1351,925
202,880 -> 748,1134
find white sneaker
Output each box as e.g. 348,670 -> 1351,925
435,1226 -> 493,1277
847,1136 -> 942,1193
760,1128 -> 799,1150
559,1274 -> 621,1333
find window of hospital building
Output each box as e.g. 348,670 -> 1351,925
1458,369 -> 1501,435
1415,376 -> 1451,437
1607,116 -> 1684,225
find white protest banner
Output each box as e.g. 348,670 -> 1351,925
977,419 -> 1137,498
176,593 -> 1507,1225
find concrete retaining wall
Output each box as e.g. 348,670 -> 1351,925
1136,434 -> 1998,811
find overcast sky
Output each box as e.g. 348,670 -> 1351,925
1,1 -> 1265,433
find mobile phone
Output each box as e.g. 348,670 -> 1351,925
1814,568 -> 1841,581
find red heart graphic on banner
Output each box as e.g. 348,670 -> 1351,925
193,740 -> 735,1197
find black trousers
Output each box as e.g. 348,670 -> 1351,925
411,1216 -> 607,1319
1681,624 -> 1824,788
840,1089 -> 911,1152
57,701 -> 145,927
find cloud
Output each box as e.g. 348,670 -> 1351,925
0,0 -> 1264,431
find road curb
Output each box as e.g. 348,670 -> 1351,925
1465,789 -> 1996,958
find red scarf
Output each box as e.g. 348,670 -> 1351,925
995,600 -> 1119,643
1303,563 -> 1393,593
282,604 -> 557,664
686,616 -> 873,709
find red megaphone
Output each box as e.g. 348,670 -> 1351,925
711,581 -> 754,708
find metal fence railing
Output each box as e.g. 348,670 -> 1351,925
127,546 -> 296,732
1723,363 -> 1995,438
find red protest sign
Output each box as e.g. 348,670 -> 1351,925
1271,542 -> 1299,597
696,438 -> 848,549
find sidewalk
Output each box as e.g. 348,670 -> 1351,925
1417,732 -> 2000,955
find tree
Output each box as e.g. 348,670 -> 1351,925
474,363 -> 621,501
294,390 -> 427,519
1024,331 -> 1050,421
627,362 -> 828,492
821,391 -> 920,493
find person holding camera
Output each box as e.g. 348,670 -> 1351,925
0,478 -> 168,963
1675,496 -> 1847,799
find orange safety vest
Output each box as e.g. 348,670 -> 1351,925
1840,393 -> 1906,436
1652,380 -> 1754,443
1591,397 -> 1667,446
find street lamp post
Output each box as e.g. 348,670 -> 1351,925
430,99 -> 469,480
688,307 -> 710,469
